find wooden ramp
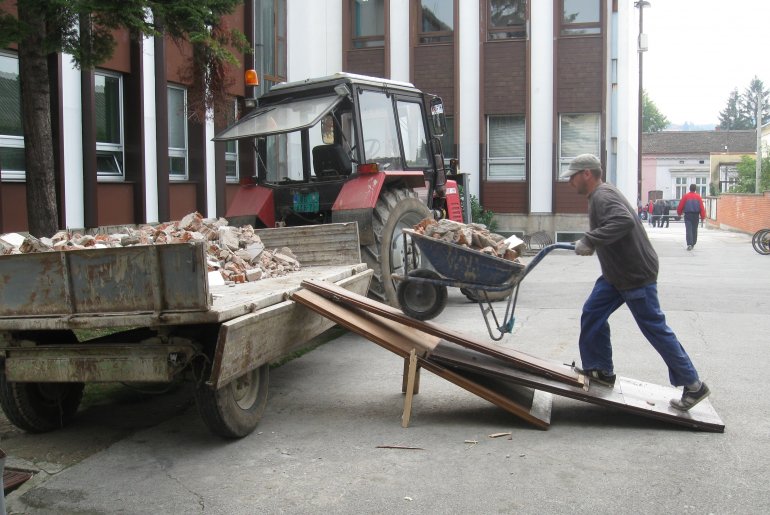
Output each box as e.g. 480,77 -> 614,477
292,280 -> 725,433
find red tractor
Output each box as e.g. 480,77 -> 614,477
216,73 -> 465,305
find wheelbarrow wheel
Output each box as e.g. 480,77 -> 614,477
460,286 -> 513,303
397,269 -> 448,321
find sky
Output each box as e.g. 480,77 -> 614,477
642,0 -> 770,127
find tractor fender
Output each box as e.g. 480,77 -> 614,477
331,171 -> 426,246
225,185 -> 275,228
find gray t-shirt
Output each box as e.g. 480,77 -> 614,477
582,183 -> 658,290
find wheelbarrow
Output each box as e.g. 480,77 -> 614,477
393,228 -> 575,340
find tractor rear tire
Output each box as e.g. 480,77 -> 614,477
0,371 -> 84,433
364,187 -> 431,306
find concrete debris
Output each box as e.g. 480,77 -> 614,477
412,218 -> 526,261
0,212 -> 301,284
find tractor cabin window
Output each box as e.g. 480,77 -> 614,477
0,52 -> 24,181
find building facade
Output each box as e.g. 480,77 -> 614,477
641,131 -> 756,202
1,0 -> 641,238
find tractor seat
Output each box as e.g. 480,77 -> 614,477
312,144 -> 352,179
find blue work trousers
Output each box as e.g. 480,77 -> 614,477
579,276 -> 699,386
684,212 -> 700,247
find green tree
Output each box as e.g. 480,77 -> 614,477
733,155 -> 770,193
642,90 -> 670,132
717,89 -> 752,130
0,1 -> 246,237
741,76 -> 769,128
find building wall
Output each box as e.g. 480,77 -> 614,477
2,1 -> 639,241
712,192 -> 770,234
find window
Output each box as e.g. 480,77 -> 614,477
352,0 -> 385,48
256,0 -> 287,92
0,52 -> 24,180
561,0 -> 600,36
559,113 -> 600,178
719,164 -> 738,192
488,0 -> 526,40
396,100 -> 429,168
695,176 -> 707,196
94,71 -> 124,178
225,99 -> 239,182
167,86 -> 188,180
418,0 -> 454,44
674,176 -> 688,199
359,89 -> 401,169
487,115 -> 526,180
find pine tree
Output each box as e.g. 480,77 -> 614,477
741,76 -> 770,128
717,89 -> 752,130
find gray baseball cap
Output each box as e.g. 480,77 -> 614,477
561,153 -> 601,178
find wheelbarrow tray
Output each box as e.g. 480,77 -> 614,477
404,229 -> 525,286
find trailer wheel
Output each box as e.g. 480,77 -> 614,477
364,187 -> 431,306
397,269 -> 448,321
0,371 -> 84,433
194,364 -> 269,438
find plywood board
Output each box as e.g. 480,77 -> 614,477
429,340 -> 725,433
292,289 -> 551,429
301,278 -> 583,387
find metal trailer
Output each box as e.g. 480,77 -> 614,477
0,223 -> 372,438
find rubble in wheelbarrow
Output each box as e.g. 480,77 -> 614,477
0,211 -> 301,285
412,218 -> 526,261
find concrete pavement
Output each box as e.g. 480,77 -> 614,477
6,224 -> 770,514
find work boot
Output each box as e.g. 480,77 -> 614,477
574,366 -> 616,388
670,382 -> 710,411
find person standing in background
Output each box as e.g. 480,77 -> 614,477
677,184 -> 706,250
647,199 -> 655,226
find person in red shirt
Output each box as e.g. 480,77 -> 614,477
676,184 -> 706,250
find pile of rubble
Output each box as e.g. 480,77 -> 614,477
0,212 -> 301,285
412,218 -> 525,261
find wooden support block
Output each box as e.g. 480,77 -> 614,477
402,348 -> 418,428
402,357 -> 421,394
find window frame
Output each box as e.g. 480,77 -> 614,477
558,112 -> 601,180
94,70 -> 125,181
417,0 -> 454,45
0,51 -> 25,181
167,85 -> 189,181
225,98 -> 239,183
487,0 -> 527,41
351,0 -> 385,49
486,114 -> 526,181
560,0 -> 601,36
257,0 -> 287,92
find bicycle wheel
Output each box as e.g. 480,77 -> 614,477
752,229 -> 770,255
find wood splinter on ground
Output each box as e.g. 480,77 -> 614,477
375,445 -> 424,450
488,432 -> 512,438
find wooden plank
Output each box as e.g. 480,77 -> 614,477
291,289 -> 551,429
402,349 -> 417,428
255,223 -> 361,266
300,278 -> 583,387
429,340 -> 725,433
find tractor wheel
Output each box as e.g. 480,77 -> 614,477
194,364 -> 269,439
363,187 -> 431,306
397,269 -> 448,321
0,370 -> 84,433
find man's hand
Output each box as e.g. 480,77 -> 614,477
575,239 -> 594,256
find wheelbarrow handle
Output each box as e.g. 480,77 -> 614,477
519,243 -> 575,281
